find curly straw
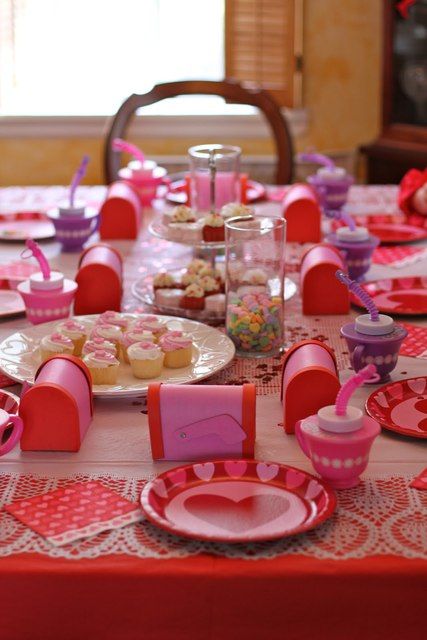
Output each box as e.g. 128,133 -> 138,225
21,239 -> 51,280
335,270 -> 379,322
70,155 -> 90,207
298,152 -> 336,169
335,365 -> 378,415
112,138 -> 145,163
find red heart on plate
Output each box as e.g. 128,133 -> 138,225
184,494 -> 290,534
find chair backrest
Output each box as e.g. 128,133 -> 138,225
104,79 -> 294,185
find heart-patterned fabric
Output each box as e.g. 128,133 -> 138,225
1,471 -> 426,560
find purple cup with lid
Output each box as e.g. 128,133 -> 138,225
341,317 -> 407,383
326,226 -> 380,281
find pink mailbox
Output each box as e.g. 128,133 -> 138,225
74,243 -> 123,315
282,183 -> 322,243
99,181 -> 142,240
281,340 -> 340,434
301,243 -> 350,315
148,383 -> 256,461
19,355 -> 93,451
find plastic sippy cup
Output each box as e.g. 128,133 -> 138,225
299,152 -> 354,212
17,239 -> 78,324
336,271 -> 407,382
326,216 -> 380,281
113,138 -> 167,206
47,155 -> 99,252
295,364 -> 381,489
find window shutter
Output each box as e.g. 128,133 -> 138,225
225,0 -> 303,107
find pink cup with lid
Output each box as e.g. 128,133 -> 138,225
295,365 -> 381,489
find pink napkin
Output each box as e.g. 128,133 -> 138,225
5,480 -> 143,546
372,246 -> 427,268
400,324 -> 427,359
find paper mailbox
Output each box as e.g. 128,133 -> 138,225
148,383 -> 256,460
19,355 -> 93,451
74,243 -> 123,315
301,243 -> 350,315
99,181 -> 141,240
282,184 -> 322,243
281,340 -> 340,434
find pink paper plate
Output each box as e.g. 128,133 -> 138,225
366,377 -> 427,439
0,213 -> 55,241
141,460 -> 336,543
350,277 -> 427,316
166,179 -> 266,205
0,290 -> 25,318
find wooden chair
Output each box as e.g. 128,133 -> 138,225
104,80 -> 294,185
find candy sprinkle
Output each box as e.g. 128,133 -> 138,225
226,292 -> 283,354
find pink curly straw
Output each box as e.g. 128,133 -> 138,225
335,270 -> 380,322
21,239 -> 51,280
335,365 -> 378,416
298,152 -> 336,169
112,138 -> 145,164
70,155 -> 90,207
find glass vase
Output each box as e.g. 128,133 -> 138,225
225,216 -> 286,357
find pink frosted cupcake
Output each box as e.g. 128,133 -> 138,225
90,323 -> 122,356
82,336 -> 116,357
158,331 -> 193,368
40,332 -> 74,362
56,319 -> 87,355
128,341 -> 164,379
121,328 -> 155,363
97,310 -> 129,332
132,315 -> 168,341
83,349 -> 120,385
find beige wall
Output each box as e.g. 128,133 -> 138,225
0,0 -> 382,186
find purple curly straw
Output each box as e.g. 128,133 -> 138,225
340,210 -> 356,231
335,364 -> 377,416
70,155 -> 90,207
335,270 -> 380,322
298,152 -> 336,169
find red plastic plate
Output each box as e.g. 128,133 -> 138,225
366,377 -> 427,439
332,214 -> 427,244
166,179 -> 266,205
350,277 -> 427,316
141,460 -> 336,543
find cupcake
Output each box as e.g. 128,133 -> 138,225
40,332 -> 74,362
159,331 -> 193,368
82,336 -> 116,357
163,205 -> 195,226
181,271 -> 200,287
97,311 -> 129,331
90,323 -> 122,356
198,275 -> 220,297
238,268 -> 268,295
180,283 -> 205,310
187,259 -> 210,274
202,213 -> 225,242
121,329 -> 155,363
83,350 -> 120,385
153,271 -> 177,290
56,319 -> 87,355
132,315 -> 168,341
127,341 -> 164,379
220,203 -> 253,219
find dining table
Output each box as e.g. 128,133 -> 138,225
0,184 -> 426,640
